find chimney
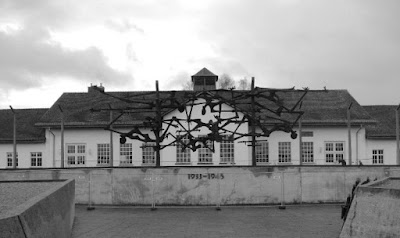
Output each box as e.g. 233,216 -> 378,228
88,83 -> 105,93
191,68 -> 218,91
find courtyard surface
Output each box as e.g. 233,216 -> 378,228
72,204 -> 343,238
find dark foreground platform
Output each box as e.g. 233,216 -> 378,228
73,204 -> 342,238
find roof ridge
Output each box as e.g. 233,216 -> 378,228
0,108 -> 49,111
363,105 -> 397,107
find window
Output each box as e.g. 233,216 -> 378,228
120,143 -> 133,165
220,136 -> 234,164
198,135 -> 213,164
278,142 -> 291,163
301,131 -> 314,137
325,142 -> 344,163
67,144 -> 86,166
176,135 -> 191,164
256,141 -> 269,164
6,152 -> 18,167
142,143 -> 155,165
301,142 -> 314,163
31,152 -> 42,167
372,150 -> 384,164
97,144 -> 110,165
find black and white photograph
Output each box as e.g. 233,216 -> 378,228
1,1 -> 400,237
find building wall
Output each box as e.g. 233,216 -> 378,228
365,139 -> 397,165
254,126 -> 367,166
1,124 -> 376,168
45,127 -> 146,168
0,143 -> 46,168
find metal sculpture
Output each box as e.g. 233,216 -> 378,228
91,81 -> 308,166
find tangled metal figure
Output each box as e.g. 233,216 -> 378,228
92,82 -> 308,166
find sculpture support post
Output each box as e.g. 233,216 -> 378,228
299,118 -> 303,166
251,77 -> 256,166
58,105 -> 65,168
347,103 -> 352,165
10,106 -> 17,169
155,81 -> 161,167
110,110 -> 114,167
396,104 -> 400,165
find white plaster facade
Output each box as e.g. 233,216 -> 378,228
4,116 -> 395,169
0,143 -> 46,168
365,139 -> 397,165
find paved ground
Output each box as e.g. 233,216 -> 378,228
72,204 -> 343,238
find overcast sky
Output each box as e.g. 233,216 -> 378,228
1,0 -> 399,109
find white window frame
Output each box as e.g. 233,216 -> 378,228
6,152 -> 18,167
256,141 -> 269,164
67,144 -> 86,166
120,143 -> 133,165
372,149 -> 384,164
176,135 -> 191,164
301,142 -> 314,163
198,135 -> 213,164
97,143 -> 110,165
278,142 -> 291,163
220,135 -> 234,164
325,142 -> 345,164
142,143 -> 156,165
31,152 -> 42,167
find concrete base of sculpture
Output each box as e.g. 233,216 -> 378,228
340,177 -> 400,238
0,179 -> 75,238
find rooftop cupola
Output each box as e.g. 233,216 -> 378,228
191,68 -> 218,91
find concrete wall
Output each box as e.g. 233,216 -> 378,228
0,179 -> 75,238
0,167 -> 394,206
340,178 -> 400,238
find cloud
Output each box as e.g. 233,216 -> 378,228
126,43 -> 139,62
105,18 -> 144,34
0,26 -> 133,90
165,71 -> 191,90
195,0 -> 400,103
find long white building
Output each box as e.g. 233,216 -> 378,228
1,68 -> 399,168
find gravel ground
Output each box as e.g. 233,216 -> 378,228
0,182 -> 59,215
73,205 -> 343,238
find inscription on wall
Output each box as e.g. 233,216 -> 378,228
188,173 -> 224,180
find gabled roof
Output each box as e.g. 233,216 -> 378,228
36,90 -> 190,128
277,89 -> 375,126
36,88 -> 375,128
363,105 -> 399,139
192,67 -> 217,77
0,108 -> 48,143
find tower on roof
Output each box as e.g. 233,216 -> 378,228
191,67 -> 218,91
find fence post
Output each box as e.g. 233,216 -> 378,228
216,173 -> 221,211
152,174 -> 156,210
144,173 -> 162,211
279,171 -> 286,209
87,172 -> 95,210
